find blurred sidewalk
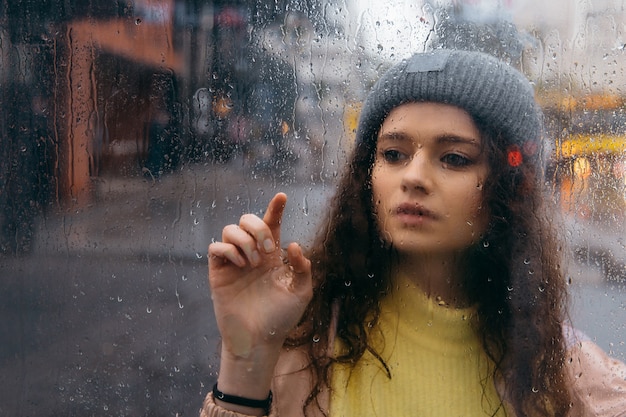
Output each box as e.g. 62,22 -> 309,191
33,161 -> 334,261
564,214 -> 626,285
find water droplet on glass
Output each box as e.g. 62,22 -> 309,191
312,335 -> 320,343
135,18 -> 142,25
146,307 -> 152,314
482,241 -> 490,248
196,253 -> 203,259
302,195 -> 309,216
344,280 -> 351,287
523,258 -> 530,265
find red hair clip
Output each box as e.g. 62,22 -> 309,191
507,145 -> 523,167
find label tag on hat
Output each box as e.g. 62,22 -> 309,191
406,51 -> 451,73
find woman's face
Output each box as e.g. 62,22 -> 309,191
371,102 -> 490,257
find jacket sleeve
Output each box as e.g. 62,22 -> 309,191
565,327 -> 626,417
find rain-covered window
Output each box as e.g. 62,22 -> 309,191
1,0 -> 624,415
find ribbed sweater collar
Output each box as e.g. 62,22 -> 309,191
378,272 -> 481,355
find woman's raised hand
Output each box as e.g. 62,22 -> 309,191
208,192 -> 312,404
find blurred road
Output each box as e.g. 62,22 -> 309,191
1,253 -> 214,416
0,160 -> 624,416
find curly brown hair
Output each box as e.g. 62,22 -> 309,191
286,117 -> 572,416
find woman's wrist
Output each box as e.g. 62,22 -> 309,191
213,383 -> 272,415
214,361 -> 275,416
216,344 -> 281,407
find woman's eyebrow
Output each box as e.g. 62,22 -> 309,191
378,131 -> 481,148
437,134 -> 481,148
377,131 -> 414,143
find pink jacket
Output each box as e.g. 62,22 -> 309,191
201,328 -> 626,417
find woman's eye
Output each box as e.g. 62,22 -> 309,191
442,153 -> 471,167
381,149 -> 406,163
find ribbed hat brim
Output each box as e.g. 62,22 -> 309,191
356,49 -> 542,150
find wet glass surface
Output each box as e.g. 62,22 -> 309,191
1,0 -> 625,415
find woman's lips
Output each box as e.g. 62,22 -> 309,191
395,202 -> 437,224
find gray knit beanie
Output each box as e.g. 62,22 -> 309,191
356,49 -> 542,152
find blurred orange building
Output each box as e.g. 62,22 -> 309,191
57,0 -> 183,206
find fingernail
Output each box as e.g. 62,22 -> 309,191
251,250 -> 261,265
263,238 -> 275,253
235,254 -> 247,267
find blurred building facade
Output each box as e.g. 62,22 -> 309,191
0,0 -> 323,209
1,0 -> 625,254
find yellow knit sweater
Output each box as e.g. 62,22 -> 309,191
330,274 -> 506,417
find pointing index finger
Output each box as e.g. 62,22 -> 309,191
263,192 -> 287,248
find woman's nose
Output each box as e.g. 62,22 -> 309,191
401,154 -> 432,193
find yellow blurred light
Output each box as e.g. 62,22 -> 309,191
560,134 -> 626,157
343,101 -> 362,144
538,92 -> 623,112
213,97 -> 233,118
573,157 -> 592,179
580,93 -> 623,110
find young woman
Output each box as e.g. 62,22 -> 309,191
204,49 -> 626,417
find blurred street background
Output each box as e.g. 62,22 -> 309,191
1,0 -> 625,415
